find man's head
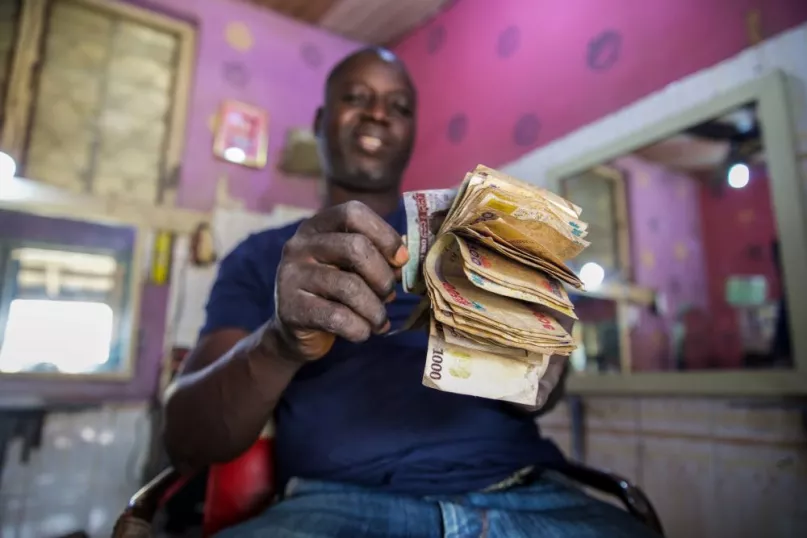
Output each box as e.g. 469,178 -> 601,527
315,47 -> 416,193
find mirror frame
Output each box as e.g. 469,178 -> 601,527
0,180 -> 154,382
547,70 -> 807,396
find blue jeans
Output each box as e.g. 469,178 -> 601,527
217,471 -> 659,538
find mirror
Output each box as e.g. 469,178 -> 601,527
557,95 -> 801,378
0,208 -> 140,378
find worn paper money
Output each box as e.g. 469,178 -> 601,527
402,189 -> 456,293
423,317 -> 548,405
401,164 -> 589,404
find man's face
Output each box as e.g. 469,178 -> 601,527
316,53 -> 416,192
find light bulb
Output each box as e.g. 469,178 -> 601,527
727,163 -> 750,189
224,147 -> 246,163
580,262 -> 605,290
0,151 -> 16,181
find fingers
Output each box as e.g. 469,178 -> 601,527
291,293 -> 372,343
285,233 -> 397,297
299,201 -> 408,266
298,265 -> 389,332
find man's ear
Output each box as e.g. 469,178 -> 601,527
313,107 -> 323,137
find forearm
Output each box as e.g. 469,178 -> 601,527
163,326 -> 301,472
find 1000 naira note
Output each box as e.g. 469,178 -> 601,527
402,189 -> 456,293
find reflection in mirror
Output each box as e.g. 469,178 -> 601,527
560,100 -> 793,373
569,296 -> 622,374
0,208 -> 137,377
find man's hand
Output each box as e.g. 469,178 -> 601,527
266,201 -> 408,362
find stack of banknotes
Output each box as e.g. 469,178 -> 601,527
401,165 -> 590,405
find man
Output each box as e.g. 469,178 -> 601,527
164,47 -> 655,537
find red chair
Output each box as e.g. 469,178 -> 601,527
112,431 -> 664,537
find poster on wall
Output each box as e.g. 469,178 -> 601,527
213,100 -> 269,169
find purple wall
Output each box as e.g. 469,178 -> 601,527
392,0 -> 807,192
614,156 -> 709,371
0,0 -> 365,403
133,0 -> 363,213
0,209 -> 170,401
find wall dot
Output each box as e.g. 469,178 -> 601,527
674,242 -> 688,261
447,113 -> 468,144
207,113 -> 217,133
497,25 -> 520,58
301,43 -> 323,68
427,25 -> 446,55
226,21 -> 254,52
737,208 -> 756,224
747,244 -> 764,261
641,250 -> 655,268
651,330 -> 665,349
513,113 -> 540,147
635,170 -> 650,187
222,61 -> 250,87
587,30 -> 622,71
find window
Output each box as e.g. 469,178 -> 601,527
559,164 -> 631,282
0,0 -> 194,204
0,246 -> 130,374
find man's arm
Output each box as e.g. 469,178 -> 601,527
163,326 -> 302,473
163,201 -> 406,473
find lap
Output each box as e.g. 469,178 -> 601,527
215,479 -> 441,538
216,474 -> 658,538
454,471 -> 658,537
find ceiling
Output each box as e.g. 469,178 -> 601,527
242,0 -> 452,44
634,104 -> 764,175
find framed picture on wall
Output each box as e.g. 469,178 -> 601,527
212,100 -> 269,169
559,164 -> 631,283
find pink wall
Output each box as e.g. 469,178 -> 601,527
615,156 -> 709,371
134,0 -> 363,212
392,0 -> 807,191
699,169 -> 780,367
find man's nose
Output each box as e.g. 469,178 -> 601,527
365,99 -> 389,123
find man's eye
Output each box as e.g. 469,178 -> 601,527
343,93 -> 369,105
393,102 -> 413,117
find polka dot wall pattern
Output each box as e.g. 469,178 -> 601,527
426,25 -> 446,55
586,30 -> 622,72
222,61 -> 250,88
301,43 -> 323,68
496,26 -> 520,58
513,114 -> 541,147
447,113 -> 468,144
225,21 -> 254,52
737,208 -> 756,223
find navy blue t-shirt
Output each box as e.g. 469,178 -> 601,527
201,201 -> 564,495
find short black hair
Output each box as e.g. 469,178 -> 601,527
324,47 -> 414,99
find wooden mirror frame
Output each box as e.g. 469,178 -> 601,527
547,71 -> 807,396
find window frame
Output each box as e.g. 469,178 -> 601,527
0,0 -> 195,205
